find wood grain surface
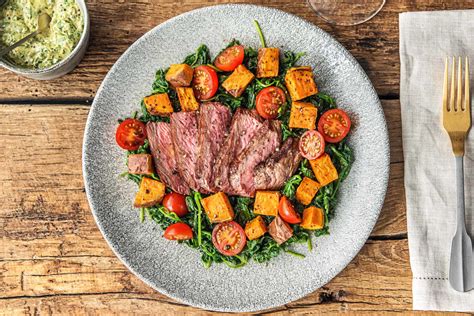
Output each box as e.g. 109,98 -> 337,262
0,0 -> 473,103
1,0 -> 473,315
0,102 -> 412,315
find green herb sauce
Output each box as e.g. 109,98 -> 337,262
0,0 -> 83,69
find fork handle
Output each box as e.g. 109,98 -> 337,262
456,156 -> 466,232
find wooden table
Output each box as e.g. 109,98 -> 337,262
2,1 -> 473,314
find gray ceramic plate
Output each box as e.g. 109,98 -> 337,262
83,4 -> 389,312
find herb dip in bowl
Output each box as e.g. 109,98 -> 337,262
0,0 -> 90,80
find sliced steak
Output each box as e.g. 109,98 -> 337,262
146,122 -> 189,195
170,111 -> 205,192
195,102 -> 232,193
127,154 -> 153,175
254,137 -> 303,191
228,120 -> 282,197
268,216 -> 293,245
213,108 -> 264,192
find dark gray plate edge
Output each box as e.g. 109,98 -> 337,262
82,3 -> 390,312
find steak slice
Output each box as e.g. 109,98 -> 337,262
213,108 -> 264,192
254,137 -> 303,191
228,120 -> 282,197
195,102 -> 232,193
170,111 -> 204,192
127,154 -> 153,175
268,216 -> 294,245
146,122 -> 189,195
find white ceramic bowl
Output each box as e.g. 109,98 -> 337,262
0,0 -> 90,80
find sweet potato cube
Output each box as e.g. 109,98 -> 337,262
201,192 -> 234,223
288,101 -> 318,130
222,65 -> 255,98
257,47 -> 280,78
133,177 -> 166,208
176,87 -> 199,111
284,66 -> 318,101
165,64 -> 193,87
128,154 -> 154,175
253,191 -> 280,216
245,216 -> 267,240
268,216 -> 293,245
300,206 -> 324,230
143,93 -> 173,116
309,154 -> 339,187
296,177 -> 320,205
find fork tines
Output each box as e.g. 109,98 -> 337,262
443,57 -> 470,113
442,57 -> 471,157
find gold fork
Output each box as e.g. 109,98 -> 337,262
442,57 -> 473,292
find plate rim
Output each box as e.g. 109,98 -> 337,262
82,3 -> 390,312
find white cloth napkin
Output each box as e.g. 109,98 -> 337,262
400,10 -> 474,312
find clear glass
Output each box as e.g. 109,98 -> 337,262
307,0 -> 386,26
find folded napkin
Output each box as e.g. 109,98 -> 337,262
400,10 -> 474,312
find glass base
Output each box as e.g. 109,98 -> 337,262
307,0 -> 386,26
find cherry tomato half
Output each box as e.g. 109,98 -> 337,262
192,65 -> 219,100
299,130 -> 325,160
214,45 -> 245,72
163,223 -> 193,240
212,221 -> 247,256
115,118 -> 147,151
278,196 -> 302,224
256,86 -> 286,119
162,192 -> 189,217
317,109 -> 351,143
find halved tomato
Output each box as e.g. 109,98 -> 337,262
192,65 -> 219,100
164,223 -> 193,240
163,192 -> 189,217
299,130 -> 325,160
256,86 -> 286,119
278,196 -> 301,224
115,118 -> 147,151
212,221 -> 247,256
317,109 -> 351,143
214,45 -> 245,72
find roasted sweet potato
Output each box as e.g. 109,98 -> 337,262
268,216 -> 293,245
284,66 -> 318,101
201,192 -> 234,223
257,47 -> 280,78
143,93 -> 173,116
253,191 -> 280,216
176,87 -> 199,111
296,177 -> 320,205
300,206 -> 324,230
165,64 -> 193,87
309,153 -> 339,187
128,154 -> 154,175
288,101 -> 318,130
133,177 -> 166,208
222,64 -> 255,98
244,216 -> 267,240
